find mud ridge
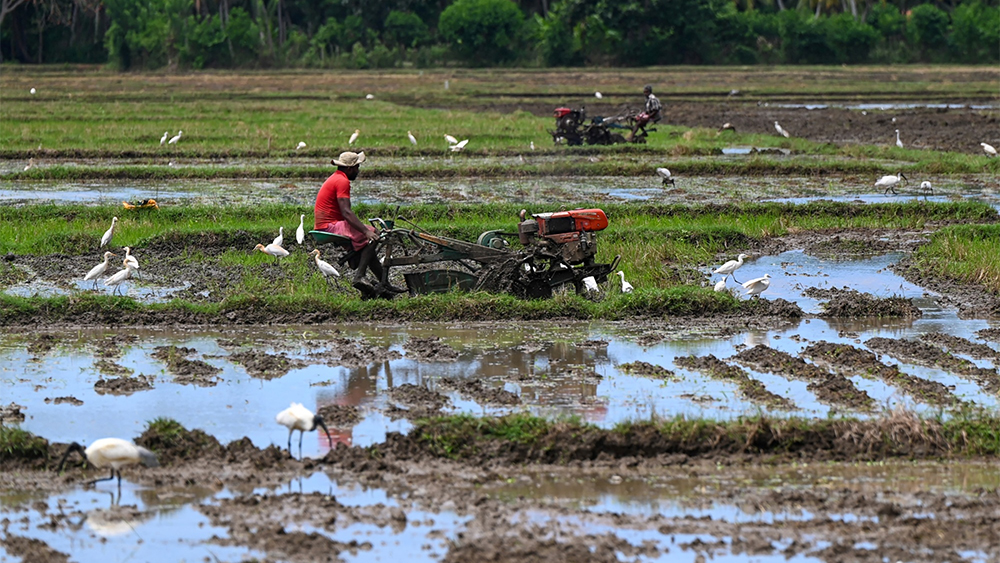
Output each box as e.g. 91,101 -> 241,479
229,350 -> 305,380
802,342 -> 960,407
735,345 -> 875,411
805,287 -> 922,319
0,534 -> 69,563
618,361 -> 677,381
918,332 -> 1000,362
865,337 -> 1000,394
151,345 -> 222,386
93,374 -> 155,396
439,377 -> 520,406
387,384 -> 449,420
894,259 -> 1000,318
405,337 -> 460,361
675,355 -> 795,410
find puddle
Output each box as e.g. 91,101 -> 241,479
772,102 -> 999,111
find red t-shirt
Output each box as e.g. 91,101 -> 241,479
314,170 -> 350,228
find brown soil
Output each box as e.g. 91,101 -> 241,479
802,341 -> 960,408
93,374 -> 155,395
735,345 -> 875,411
151,345 -> 222,386
865,337 -> 1000,394
919,332 -> 1000,361
439,377 -> 520,406
804,234 -> 897,259
229,350 -> 306,380
26,333 -> 58,357
404,337 -> 460,361
308,337 -> 402,367
674,355 -> 795,410
0,533 -> 69,563
316,404 -> 362,427
387,384 -> 449,420
92,358 -> 133,376
805,287 -> 922,319
43,396 -> 82,406
976,327 -> 1000,342
618,361 -> 677,381
894,259 -> 1000,318
0,402 -> 26,423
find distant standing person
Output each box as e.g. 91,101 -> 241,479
314,151 -> 384,298
629,84 -> 663,142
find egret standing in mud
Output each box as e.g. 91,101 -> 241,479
84,251 -> 117,288
296,214 -> 305,245
310,249 -> 341,281
875,172 -> 907,195
982,143 -> 997,157
774,121 -> 790,138
895,129 -> 904,149
276,403 -> 333,460
57,438 -> 159,491
100,217 -> 118,248
713,254 -> 747,283
255,242 -> 289,264
656,168 -> 675,186
617,271 -> 633,293
742,274 -> 771,298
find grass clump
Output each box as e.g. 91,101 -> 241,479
136,417 -> 223,465
0,426 -> 48,461
910,224 -> 1000,293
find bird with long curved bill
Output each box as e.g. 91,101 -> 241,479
276,402 -> 333,460
57,438 -> 159,491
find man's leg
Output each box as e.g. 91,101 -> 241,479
352,242 -> 378,298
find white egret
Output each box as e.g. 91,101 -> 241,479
713,253 -> 747,283
30,87 -> 36,94
57,438 -> 159,490
982,143 -> 997,157
104,261 -> 134,295
582,276 -> 599,293
530,141 -> 535,150
595,92 -> 603,99
84,252 -> 117,288
875,172 -> 907,195
714,279 -> 727,292
23,158 -> 34,171
296,141 -> 307,150
656,167 -> 675,186
774,121 -> 790,138
100,217 -> 118,248
920,180 -> 933,195
742,274 -> 771,298
349,129 -> 360,145
450,139 -> 469,152
123,247 -> 141,280
407,131 -> 417,146
310,249 -> 341,279
444,134 -> 458,145
159,131 -> 169,146
168,130 -> 183,144
718,122 -> 735,133
296,214 -> 305,245
255,242 -> 289,263
272,226 -> 284,247
617,271 -> 633,293
365,94 -> 375,100
276,402 -> 333,460
895,129 -> 903,149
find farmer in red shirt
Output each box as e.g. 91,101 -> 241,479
314,151 -> 384,297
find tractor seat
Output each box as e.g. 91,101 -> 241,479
309,230 -> 361,268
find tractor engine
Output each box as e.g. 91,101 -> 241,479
518,208 -> 608,265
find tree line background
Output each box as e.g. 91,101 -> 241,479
1,0 -> 997,68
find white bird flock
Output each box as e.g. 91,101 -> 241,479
275,402 -> 333,459
57,438 -> 159,489
713,253 -> 747,283
742,274 -> 771,298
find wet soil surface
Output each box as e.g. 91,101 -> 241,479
316,404 -> 362,427
919,332 -> 1000,362
387,384 -> 449,420
93,374 -> 155,395
26,334 -> 58,357
865,337 -> 1000,395
675,355 -> 795,410
150,345 -> 222,386
735,345 -> 875,411
229,350 -> 306,380
439,377 -> 520,406
617,361 -> 677,381
803,341 -> 961,408
404,336 -> 460,362
307,336 -> 402,366
0,533 -> 69,563
0,402 -> 26,423
43,396 -> 83,406
805,286 -> 922,319
895,259 -> 1000,318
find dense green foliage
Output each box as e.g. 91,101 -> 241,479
2,0 -> 996,68
911,224 -> 1000,293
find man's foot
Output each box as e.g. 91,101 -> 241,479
352,280 -> 377,299
374,282 -> 407,295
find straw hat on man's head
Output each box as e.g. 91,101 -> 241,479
332,151 -> 366,167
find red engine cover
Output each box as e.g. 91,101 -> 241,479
553,107 -> 573,119
534,209 -> 608,235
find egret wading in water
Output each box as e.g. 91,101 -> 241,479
255,243 -> 289,264
349,129 -> 360,145
104,260 -> 135,295
123,247 -> 141,280
656,168 -> 675,186
774,121 -> 790,138
310,249 -> 341,282
84,252 -> 117,288
296,215 -> 305,245
100,217 -> 118,248
57,438 -> 159,491
875,172 -> 907,195
895,129 -> 903,149
617,271 -> 633,293
982,143 -> 997,157
713,253 -> 747,283
714,279 -> 727,292
407,131 -> 418,146
920,181 -> 934,196
742,274 -> 771,298
272,226 -> 284,247
276,403 -> 333,460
